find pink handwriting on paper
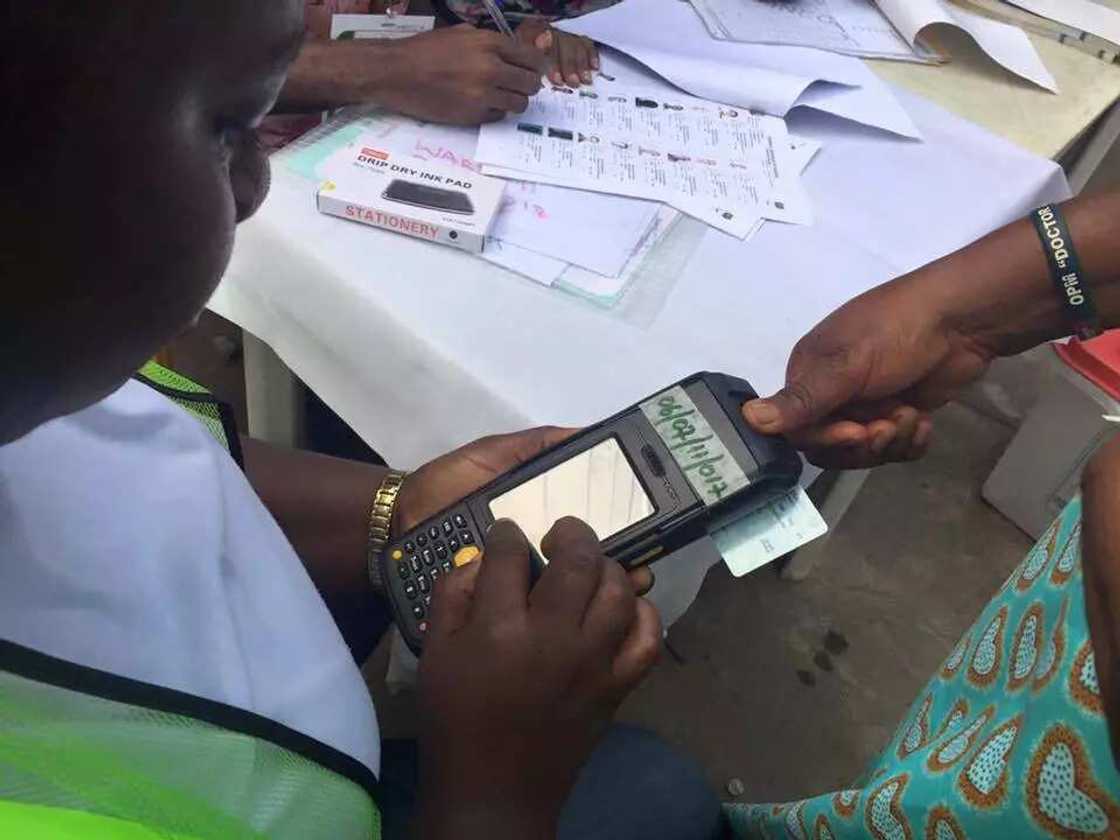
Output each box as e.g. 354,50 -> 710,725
499,196 -> 549,220
411,137 -> 549,221
412,138 -> 482,173
498,181 -> 549,220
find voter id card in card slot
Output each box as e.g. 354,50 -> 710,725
713,486 -> 827,577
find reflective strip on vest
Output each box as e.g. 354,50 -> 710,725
0,641 -> 381,839
0,800 -> 200,839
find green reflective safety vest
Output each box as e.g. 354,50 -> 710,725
0,363 -> 382,838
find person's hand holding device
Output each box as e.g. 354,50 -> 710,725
516,17 -> 600,87
382,373 -> 802,651
741,279 -> 994,469
397,427 -> 575,534
417,517 -> 661,839
743,193 -> 1120,470
396,426 -> 655,593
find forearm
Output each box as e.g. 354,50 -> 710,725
904,190 -> 1120,357
241,437 -> 389,655
275,40 -> 399,112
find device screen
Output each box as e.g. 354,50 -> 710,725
488,437 -> 655,553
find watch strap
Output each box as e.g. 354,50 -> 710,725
367,470 -> 407,594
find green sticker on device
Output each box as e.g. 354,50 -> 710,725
640,385 -> 749,505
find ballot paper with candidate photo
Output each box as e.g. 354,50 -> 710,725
475,80 -> 802,238
713,486 -> 827,577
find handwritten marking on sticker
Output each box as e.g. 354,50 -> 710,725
640,385 -> 748,505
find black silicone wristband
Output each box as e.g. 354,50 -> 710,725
1031,204 -> 1103,341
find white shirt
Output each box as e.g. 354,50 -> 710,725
0,379 -> 380,775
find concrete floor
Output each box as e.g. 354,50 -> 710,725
617,401 -> 1029,804
167,314 -> 1033,806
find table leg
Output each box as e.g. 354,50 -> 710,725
1067,99 -> 1120,195
243,331 -> 305,448
781,468 -> 870,581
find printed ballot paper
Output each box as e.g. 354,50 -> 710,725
476,79 -> 803,238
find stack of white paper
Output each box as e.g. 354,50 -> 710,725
480,203 -> 676,297
561,0 -> 1055,111
557,0 -> 921,138
687,0 -> 1057,90
274,107 -> 678,300
489,179 -> 660,278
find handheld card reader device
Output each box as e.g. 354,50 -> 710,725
381,372 -> 802,653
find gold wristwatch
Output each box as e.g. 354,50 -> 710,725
367,470 -> 407,595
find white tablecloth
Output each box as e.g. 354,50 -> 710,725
210,83 -> 1067,629
213,87 -> 1066,468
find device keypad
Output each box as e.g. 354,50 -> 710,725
395,512 -> 479,644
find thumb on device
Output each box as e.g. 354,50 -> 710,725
742,365 -> 862,438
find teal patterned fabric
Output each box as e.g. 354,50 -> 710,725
726,498 -> 1120,839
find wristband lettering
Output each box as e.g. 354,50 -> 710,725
1031,204 -> 1102,341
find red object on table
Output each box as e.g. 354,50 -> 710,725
1053,330 -> 1120,401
